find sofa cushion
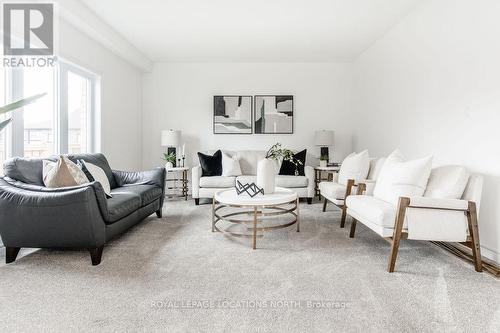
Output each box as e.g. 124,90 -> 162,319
66,153 -> 116,189
106,189 -> 142,223
236,150 -> 266,175
198,150 -> 222,177
200,176 -> 235,188
319,181 -> 347,200
367,157 -> 386,181
373,150 -> 433,205
3,157 -> 45,185
346,195 -> 397,228
79,160 -> 112,197
221,152 -> 242,177
424,166 -> 470,199
118,185 -> 162,206
236,175 -> 308,188
42,156 -> 88,188
276,175 -> 308,188
338,150 -> 370,186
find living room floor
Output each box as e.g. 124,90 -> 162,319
1,200 -> 498,332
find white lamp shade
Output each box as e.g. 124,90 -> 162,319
314,130 -> 334,146
161,130 -> 181,147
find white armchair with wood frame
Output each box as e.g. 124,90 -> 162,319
346,163 -> 483,273
319,155 -> 386,227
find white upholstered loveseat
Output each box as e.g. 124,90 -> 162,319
192,150 -> 315,204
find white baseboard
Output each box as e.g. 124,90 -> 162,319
481,245 -> 500,264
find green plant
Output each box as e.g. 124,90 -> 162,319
320,154 -> 329,161
162,152 -> 176,164
0,93 -> 47,132
266,143 -> 303,175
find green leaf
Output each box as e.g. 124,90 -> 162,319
0,93 -> 47,115
0,118 -> 12,132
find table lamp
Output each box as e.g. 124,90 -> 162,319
314,130 -> 334,163
161,129 -> 181,167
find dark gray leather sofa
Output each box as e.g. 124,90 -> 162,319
0,153 -> 166,265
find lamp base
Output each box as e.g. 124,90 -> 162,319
320,147 -> 329,162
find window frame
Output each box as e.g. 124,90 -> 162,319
3,59 -> 100,158
59,60 -> 100,154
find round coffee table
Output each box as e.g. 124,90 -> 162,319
212,187 -> 299,249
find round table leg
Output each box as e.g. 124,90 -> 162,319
296,198 -> 300,232
253,206 -> 257,249
212,197 -> 216,232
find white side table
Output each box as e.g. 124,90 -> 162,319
165,167 -> 189,200
314,166 -> 340,199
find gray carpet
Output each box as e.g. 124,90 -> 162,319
0,200 -> 499,332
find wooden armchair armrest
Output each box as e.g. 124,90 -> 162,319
408,196 -> 469,211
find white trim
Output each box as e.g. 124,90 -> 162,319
481,245 -> 500,264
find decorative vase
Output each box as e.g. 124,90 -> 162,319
257,158 -> 275,194
165,162 -> 173,169
320,160 -> 327,168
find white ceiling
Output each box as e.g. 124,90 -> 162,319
81,0 -> 420,62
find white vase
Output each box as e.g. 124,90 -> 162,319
319,160 -> 327,167
257,158 -> 275,194
165,162 -> 173,169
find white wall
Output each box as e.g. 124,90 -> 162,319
352,0 -> 500,262
59,20 -> 143,170
142,62 -> 353,169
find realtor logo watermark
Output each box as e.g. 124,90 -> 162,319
2,2 -> 57,67
151,299 -> 351,310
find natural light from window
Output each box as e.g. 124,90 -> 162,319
23,67 -> 55,158
68,71 -> 90,154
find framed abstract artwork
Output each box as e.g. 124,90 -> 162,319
213,95 -> 253,134
254,95 -> 294,134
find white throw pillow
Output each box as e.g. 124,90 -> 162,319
337,150 -> 370,186
373,150 -> 433,205
80,160 -> 112,197
43,156 -> 89,187
424,166 -> 470,199
221,152 -> 242,177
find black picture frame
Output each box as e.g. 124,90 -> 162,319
213,95 -> 253,134
253,95 -> 294,134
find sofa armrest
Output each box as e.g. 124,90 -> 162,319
0,178 -> 106,248
192,165 -> 202,198
408,196 -> 469,211
304,166 -> 315,198
112,168 -> 166,188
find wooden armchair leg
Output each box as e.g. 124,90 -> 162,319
349,218 -> 357,238
322,197 -> 328,212
340,206 -> 347,228
467,201 -> 482,272
387,197 -> 410,273
6,247 -> 21,264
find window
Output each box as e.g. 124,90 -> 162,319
67,70 -> 91,154
23,67 -> 56,158
0,60 -> 99,163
